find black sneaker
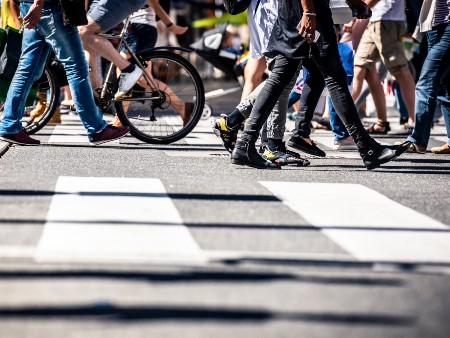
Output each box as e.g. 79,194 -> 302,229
288,136 -> 326,157
212,114 -> 238,153
0,130 -> 40,145
359,140 -> 411,170
263,144 -> 310,166
89,125 -> 130,145
231,140 -> 281,169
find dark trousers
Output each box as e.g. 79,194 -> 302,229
292,44 -> 371,148
242,54 -> 301,143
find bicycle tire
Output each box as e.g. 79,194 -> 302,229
23,64 -> 60,135
115,50 -> 205,144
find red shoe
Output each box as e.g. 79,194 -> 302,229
88,125 -> 130,145
0,130 -> 40,145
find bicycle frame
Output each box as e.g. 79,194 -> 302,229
97,16 -> 163,106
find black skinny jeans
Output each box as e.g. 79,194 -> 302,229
292,45 -> 371,148
243,42 -> 372,149
242,54 -> 301,143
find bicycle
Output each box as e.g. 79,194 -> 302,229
3,15 -> 205,144
0,59 -> 60,134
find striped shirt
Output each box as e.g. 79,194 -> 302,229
433,0 -> 450,26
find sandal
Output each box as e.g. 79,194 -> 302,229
367,121 -> 391,134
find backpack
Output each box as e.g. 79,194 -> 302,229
223,0 -> 252,15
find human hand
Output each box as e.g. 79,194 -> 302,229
23,1 -> 43,29
298,15 -> 316,44
168,24 -> 188,35
343,18 -> 356,33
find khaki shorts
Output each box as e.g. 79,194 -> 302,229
354,20 -> 408,75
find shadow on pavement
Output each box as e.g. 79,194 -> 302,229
0,303 -> 415,325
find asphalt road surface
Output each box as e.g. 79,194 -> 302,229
0,86 -> 449,338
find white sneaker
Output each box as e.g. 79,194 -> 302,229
115,67 -> 144,99
333,137 -> 357,151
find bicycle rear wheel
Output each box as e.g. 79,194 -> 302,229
0,64 -> 60,135
24,64 -> 60,134
115,50 -> 205,144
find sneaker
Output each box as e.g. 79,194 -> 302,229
115,67 -> 144,100
287,111 -> 297,121
332,137 -> 357,151
288,136 -> 326,157
0,130 -> 40,145
61,99 -> 74,107
394,141 -> 426,154
263,142 -> 310,166
431,143 -> 450,154
212,114 -> 238,153
88,125 -> 130,145
390,123 -> 414,135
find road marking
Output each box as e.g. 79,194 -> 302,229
260,182 -> 450,263
184,120 -> 223,146
47,115 -> 119,144
35,177 -> 205,264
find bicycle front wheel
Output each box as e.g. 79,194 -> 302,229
115,51 -> 205,144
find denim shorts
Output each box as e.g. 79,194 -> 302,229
120,23 -> 157,53
87,0 -> 147,32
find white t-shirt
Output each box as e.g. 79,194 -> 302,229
370,0 -> 405,22
248,0 -> 278,59
128,7 -> 157,27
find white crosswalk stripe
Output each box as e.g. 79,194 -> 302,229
35,176 -> 206,264
47,114 -> 120,144
261,181 -> 450,263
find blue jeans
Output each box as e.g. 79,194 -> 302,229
407,22 -> 450,147
288,91 -> 301,108
0,2 -> 106,135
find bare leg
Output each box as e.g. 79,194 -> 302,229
78,17 -> 131,71
241,58 -> 267,101
365,67 -> 387,122
111,52 -> 190,127
393,67 -> 416,124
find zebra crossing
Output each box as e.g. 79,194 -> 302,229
0,175 -> 438,268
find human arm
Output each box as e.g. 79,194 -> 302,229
9,0 -> 22,29
147,0 -> 188,35
298,0 -> 316,43
23,0 -> 43,29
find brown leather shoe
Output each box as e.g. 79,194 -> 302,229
394,141 -> 426,154
48,107 -> 61,125
431,144 -> 450,154
29,92 -> 47,119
